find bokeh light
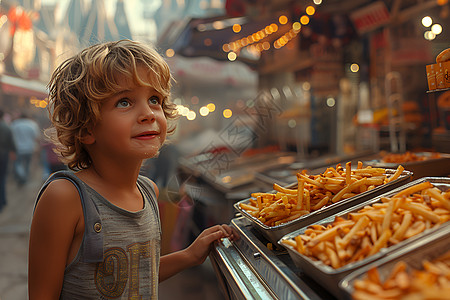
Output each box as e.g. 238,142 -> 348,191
228,52 -> 237,61
165,49 -> 175,57
431,24 -> 442,35
279,15 -> 288,25
300,15 -> 310,25
223,109 -> 232,118
350,63 -> 359,73
186,111 -> 196,120
422,16 -> 432,27
199,106 -> 209,116
306,6 -> 315,16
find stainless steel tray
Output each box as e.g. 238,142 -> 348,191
278,177 -> 450,299
339,228 -> 450,300
254,151 -> 378,186
235,168 -> 413,244
181,152 -> 297,192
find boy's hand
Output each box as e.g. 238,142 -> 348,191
185,224 -> 237,266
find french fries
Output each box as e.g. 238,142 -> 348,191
239,162 -> 405,227
352,250 -> 450,300
281,181 -> 449,269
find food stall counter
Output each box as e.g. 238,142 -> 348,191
210,217 -> 337,300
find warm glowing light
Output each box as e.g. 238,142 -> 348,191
437,0 -> 448,5
232,24 -> 241,33
422,16 -> 432,27
302,82 -> 311,91
199,106 -> 209,116
223,109 -> 232,118
222,44 -> 230,52
212,21 -> 224,30
431,24 -> 442,35
165,49 -> 175,57
292,22 -> 301,31
424,31 -> 436,40
182,107 -> 190,116
350,63 -> 359,72
177,105 -> 190,116
300,15 -> 310,25
270,23 -> 278,32
206,103 -> 216,112
306,6 -> 315,15
288,119 -> 296,128
279,15 -> 288,25
313,0 -> 322,4
228,52 -> 237,61
326,97 -> 336,107
222,176 -> 231,183
186,111 -> 196,120
262,41 -> 270,50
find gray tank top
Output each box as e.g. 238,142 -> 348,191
35,171 -> 161,299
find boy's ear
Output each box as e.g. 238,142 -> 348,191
80,129 -> 95,145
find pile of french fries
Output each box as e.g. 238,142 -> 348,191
352,250 -> 450,300
239,161 -> 405,227
281,181 -> 450,269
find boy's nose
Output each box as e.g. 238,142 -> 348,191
139,106 -> 156,123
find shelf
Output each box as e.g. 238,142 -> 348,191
426,87 -> 450,93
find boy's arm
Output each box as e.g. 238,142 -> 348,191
28,179 -> 83,300
159,225 -> 234,282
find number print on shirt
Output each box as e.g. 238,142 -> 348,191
95,241 -> 151,299
127,242 -> 151,298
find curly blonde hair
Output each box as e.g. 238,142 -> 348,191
46,39 -> 177,170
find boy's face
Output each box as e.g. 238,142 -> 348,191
84,67 -> 167,161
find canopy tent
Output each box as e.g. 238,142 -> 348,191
0,74 -> 48,99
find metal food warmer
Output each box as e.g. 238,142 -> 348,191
210,216 -> 338,299
209,176 -> 449,300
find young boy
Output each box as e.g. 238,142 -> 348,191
28,40 -> 235,299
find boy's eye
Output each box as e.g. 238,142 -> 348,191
116,99 -> 130,108
149,96 -> 161,105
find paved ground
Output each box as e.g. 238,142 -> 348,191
0,161 -> 225,300
0,162 -> 40,300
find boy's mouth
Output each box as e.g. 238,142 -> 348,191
134,131 -> 159,139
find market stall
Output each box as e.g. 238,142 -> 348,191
161,1 -> 450,298
210,173 -> 449,300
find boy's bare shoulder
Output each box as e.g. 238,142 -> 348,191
36,178 -> 83,217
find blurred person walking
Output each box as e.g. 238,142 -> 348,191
0,110 -> 16,212
10,112 -> 40,186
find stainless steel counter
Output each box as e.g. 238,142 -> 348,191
210,217 -> 337,300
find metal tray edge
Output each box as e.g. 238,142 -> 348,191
234,169 -> 413,243
276,176 -> 450,299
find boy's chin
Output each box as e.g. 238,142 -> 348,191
144,150 -> 160,158
142,147 -> 161,158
